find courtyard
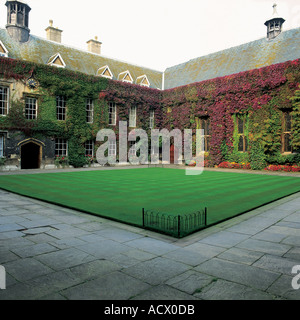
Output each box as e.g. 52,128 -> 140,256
0,166 -> 299,300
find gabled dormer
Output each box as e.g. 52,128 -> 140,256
136,75 -> 150,87
47,53 -> 66,68
118,70 -> 133,84
0,40 -> 9,57
97,65 -> 113,79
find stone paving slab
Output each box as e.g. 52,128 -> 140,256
122,257 -> 191,286
10,243 -> 58,258
35,247 -> 96,271
125,237 -> 179,256
132,284 -> 199,300
0,187 -> 299,300
197,230 -> 249,248
61,271 -> 151,300
267,275 -> 300,300
284,247 -> 300,261
76,239 -> 132,259
253,254 -> 300,275
3,258 -> 54,282
216,247 -> 264,265
162,247 -> 213,266
195,257 -> 281,291
194,279 -> 277,300
236,238 -> 292,256
165,270 -> 214,295
251,229 -> 289,243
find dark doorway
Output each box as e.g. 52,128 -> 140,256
170,145 -> 179,164
21,142 -> 41,169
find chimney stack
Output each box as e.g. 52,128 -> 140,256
87,36 -> 102,55
45,20 -> 63,43
5,0 -> 31,43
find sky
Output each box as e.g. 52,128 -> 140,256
0,0 -> 299,71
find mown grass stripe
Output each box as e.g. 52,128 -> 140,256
0,168 -> 299,227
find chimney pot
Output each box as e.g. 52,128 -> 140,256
87,36 -> 102,55
45,20 -> 63,43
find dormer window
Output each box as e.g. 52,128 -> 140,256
118,71 -> 133,84
47,53 -> 66,68
97,65 -> 113,79
0,41 -> 9,58
136,75 -> 150,87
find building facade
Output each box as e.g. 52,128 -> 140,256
0,1 -> 299,170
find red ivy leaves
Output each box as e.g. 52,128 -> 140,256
161,59 -> 300,165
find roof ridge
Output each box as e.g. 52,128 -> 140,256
30,33 -> 164,74
165,27 -> 300,71
0,27 -> 163,73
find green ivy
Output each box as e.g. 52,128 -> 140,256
291,86 -> 300,152
0,57 -> 109,167
0,56 -> 299,169
249,140 -> 267,170
227,114 -> 250,163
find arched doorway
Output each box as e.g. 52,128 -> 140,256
19,139 -> 43,170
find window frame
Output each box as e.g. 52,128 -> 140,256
129,106 -> 137,128
196,117 -> 211,153
56,96 -> 66,121
150,110 -> 155,129
86,98 -> 94,123
85,140 -> 95,157
236,116 -> 248,153
55,138 -> 68,157
25,96 -> 38,120
282,111 -> 293,154
0,86 -> 9,116
108,102 -> 117,126
108,140 -> 117,156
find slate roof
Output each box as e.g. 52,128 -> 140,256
164,27 -> 300,90
1,26 -> 299,91
0,28 -> 163,90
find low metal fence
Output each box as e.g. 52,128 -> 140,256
142,208 -> 207,238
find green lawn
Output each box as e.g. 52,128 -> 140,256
0,168 -> 299,228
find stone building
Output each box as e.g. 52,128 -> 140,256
0,1 -> 299,170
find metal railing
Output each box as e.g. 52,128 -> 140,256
142,208 -> 207,238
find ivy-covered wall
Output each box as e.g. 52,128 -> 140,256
0,56 -> 299,169
161,58 -> 300,168
0,57 -> 162,167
